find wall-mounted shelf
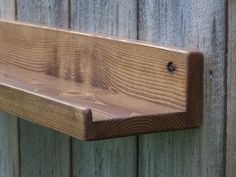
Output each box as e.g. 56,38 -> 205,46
0,20 -> 203,141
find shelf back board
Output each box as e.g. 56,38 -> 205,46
0,20 -> 203,140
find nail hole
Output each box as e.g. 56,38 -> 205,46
167,62 -> 176,73
209,70 -> 213,80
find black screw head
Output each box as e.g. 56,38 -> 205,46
167,62 -> 176,73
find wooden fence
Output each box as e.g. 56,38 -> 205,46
0,0 -> 235,177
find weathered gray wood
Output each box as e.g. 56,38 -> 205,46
0,1 -> 231,177
0,0 -> 15,18
138,1 -> 226,177
20,120 -> 70,177
0,113 -> 19,177
226,1 -> 236,177
0,1 -> 19,177
71,1 -> 137,177
16,1 -> 71,177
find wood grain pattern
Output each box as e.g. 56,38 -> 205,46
0,113 -> 19,177
226,0 -> 236,176
0,0 -> 15,19
0,1 -> 19,177
0,20 -> 196,109
16,1 -> 71,177
0,20 -> 202,140
0,63 -> 184,139
71,2 -> 138,177
138,1 -> 226,177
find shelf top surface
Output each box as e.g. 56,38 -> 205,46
0,63 -> 184,121
0,20 -> 203,140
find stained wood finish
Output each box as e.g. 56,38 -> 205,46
226,0 -> 236,176
0,20 -> 202,140
0,1 -> 19,177
0,1 -> 231,177
0,21 -> 190,110
0,63 -> 184,139
71,1 -> 138,177
16,1 -> 71,177
138,1 -> 226,177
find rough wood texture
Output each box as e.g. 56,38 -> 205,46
71,1 -> 138,176
0,1 -> 229,177
0,20 -> 202,139
226,0 -> 236,177
138,1 -> 226,177
16,1 -> 70,177
0,113 -> 18,177
0,1 -> 19,177
0,1 -> 14,18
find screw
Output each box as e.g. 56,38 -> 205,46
167,62 -> 176,73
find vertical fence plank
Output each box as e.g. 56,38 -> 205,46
226,0 -> 236,177
0,0 -> 15,18
138,1 -> 226,177
0,113 -> 19,177
71,1 -> 137,177
16,1 -> 71,177
0,1 -> 19,177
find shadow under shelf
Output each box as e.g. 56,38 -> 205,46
0,20 -> 203,140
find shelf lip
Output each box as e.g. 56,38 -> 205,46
0,20 -> 203,140
87,112 -> 188,140
0,63 -> 187,140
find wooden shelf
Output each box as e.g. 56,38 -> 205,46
0,20 -> 203,140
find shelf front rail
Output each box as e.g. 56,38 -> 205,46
0,20 -> 203,140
